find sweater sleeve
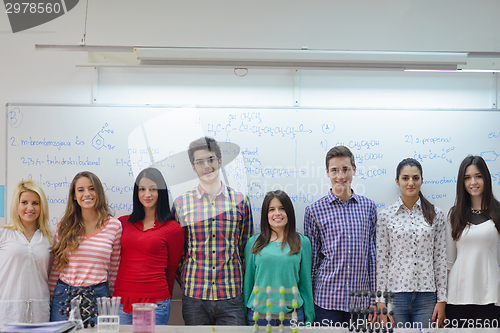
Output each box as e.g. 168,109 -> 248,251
165,221 -> 185,298
243,235 -> 257,312
107,219 -> 122,296
299,235 -> 315,324
303,206 -> 320,295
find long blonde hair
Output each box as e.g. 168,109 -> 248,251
2,180 -> 52,243
52,171 -> 112,270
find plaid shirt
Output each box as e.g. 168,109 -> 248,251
173,183 -> 253,300
304,189 -> 377,312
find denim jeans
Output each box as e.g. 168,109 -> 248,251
391,292 -> 436,329
118,299 -> 172,325
247,306 -> 304,326
50,279 -> 109,322
182,294 -> 245,325
314,304 -> 351,326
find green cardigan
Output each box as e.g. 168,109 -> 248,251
243,233 -> 315,324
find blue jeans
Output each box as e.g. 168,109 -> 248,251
392,292 -> 436,329
314,304 -> 351,326
182,294 -> 245,325
118,299 -> 172,325
50,279 -> 109,322
247,306 -> 304,326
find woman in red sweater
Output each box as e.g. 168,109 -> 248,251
115,167 -> 184,325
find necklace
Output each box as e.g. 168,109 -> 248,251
470,207 -> 486,215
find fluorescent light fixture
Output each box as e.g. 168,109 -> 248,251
135,48 -> 468,71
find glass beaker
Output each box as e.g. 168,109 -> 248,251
132,303 -> 157,333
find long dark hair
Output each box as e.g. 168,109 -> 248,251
252,190 -> 301,255
53,171 -> 112,270
128,168 -> 173,223
449,155 -> 500,240
396,158 -> 436,225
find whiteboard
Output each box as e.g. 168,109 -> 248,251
5,105 -> 500,232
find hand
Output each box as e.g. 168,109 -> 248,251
376,302 -> 394,328
367,305 -> 378,324
432,302 -> 446,328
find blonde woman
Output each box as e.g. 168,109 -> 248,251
0,180 -> 53,326
48,171 -> 122,322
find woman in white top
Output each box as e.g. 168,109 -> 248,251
446,155 -> 500,325
376,158 -> 447,328
0,180 -> 53,327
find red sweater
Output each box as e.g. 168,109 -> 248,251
114,215 -> 184,313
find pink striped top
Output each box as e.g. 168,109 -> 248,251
48,217 -> 122,295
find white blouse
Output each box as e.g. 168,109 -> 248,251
0,228 -> 52,327
376,198 -> 447,302
446,219 -> 500,306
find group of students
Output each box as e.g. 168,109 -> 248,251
0,137 -> 499,329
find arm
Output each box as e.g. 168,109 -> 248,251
107,220 -> 122,296
172,201 -> 187,287
433,209 -> 447,303
432,209 -> 448,328
375,210 -> 389,302
368,204 -> 377,298
445,216 -> 457,272
243,237 -> 257,314
48,231 -> 61,297
239,195 -> 254,271
299,236 -> 315,325
165,223 -> 185,297
303,206 -> 321,295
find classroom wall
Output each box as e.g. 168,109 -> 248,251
3,2 -> 499,216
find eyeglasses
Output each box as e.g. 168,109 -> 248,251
193,156 -> 219,167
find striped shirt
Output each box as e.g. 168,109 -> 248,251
304,190 -> 377,312
48,217 -> 122,295
173,183 -> 253,300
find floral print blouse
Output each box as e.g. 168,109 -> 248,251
376,197 -> 447,302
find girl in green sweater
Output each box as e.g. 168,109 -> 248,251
244,190 -> 315,326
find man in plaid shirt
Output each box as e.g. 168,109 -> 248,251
174,137 -> 253,325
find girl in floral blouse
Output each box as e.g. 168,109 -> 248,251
376,158 -> 447,329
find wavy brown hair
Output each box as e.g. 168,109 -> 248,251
252,190 -> 301,255
53,171 -> 112,270
449,155 -> 500,240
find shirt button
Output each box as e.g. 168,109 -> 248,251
212,281 -> 215,284
213,266 -> 215,269
212,250 -> 216,254
212,234 -> 215,238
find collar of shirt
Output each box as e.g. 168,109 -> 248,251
195,181 -> 227,200
327,188 -> 359,204
395,197 -> 422,215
